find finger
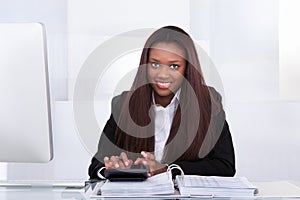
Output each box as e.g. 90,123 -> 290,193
134,157 -> 142,165
141,151 -> 155,160
118,160 -> 126,168
134,157 -> 149,167
110,156 -> 120,168
126,159 -> 133,169
134,157 -> 146,165
104,156 -> 112,169
120,152 -> 130,167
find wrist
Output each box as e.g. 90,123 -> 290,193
151,163 -> 168,176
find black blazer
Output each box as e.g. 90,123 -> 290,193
88,88 -> 236,179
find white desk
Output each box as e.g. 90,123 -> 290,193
1,181 -> 300,199
253,181 -> 300,198
0,187 -> 86,200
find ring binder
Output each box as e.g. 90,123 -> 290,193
175,175 -> 258,197
167,164 -> 184,176
98,171 -> 174,196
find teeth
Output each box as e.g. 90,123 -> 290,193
158,82 -> 170,86
157,82 -> 171,88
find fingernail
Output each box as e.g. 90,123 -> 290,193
115,163 -> 119,168
147,173 -> 152,177
124,161 -> 129,166
141,151 -> 147,158
104,157 -> 109,161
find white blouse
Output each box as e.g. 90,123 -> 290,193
152,89 -> 180,162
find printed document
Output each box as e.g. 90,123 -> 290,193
176,175 -> 257,197
93,171 -> 174,196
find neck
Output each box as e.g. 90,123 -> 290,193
154,93 -> 174,107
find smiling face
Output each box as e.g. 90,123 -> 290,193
147,42 -> 186,107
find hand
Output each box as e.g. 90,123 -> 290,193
134,151 -> 167,176
104,152 -> 133,169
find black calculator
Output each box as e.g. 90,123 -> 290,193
104,165 -> 149,181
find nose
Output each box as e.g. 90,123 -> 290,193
157,66 -> 170,79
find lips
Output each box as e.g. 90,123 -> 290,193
156,82 -> 171,89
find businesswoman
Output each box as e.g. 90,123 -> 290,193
88,26 -> 235,179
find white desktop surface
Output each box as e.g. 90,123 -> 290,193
253,181 -> 300,198
0,187 -> 84,200
0,181 -> 300,199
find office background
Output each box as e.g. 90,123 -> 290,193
0,0 -> 299,181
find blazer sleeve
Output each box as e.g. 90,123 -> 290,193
88,93 -> 124,180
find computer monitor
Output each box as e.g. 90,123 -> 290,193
0,23 -> 53,163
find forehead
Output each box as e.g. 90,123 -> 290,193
149,42 -> 186,60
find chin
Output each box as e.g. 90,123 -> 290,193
155,89 -> 174,97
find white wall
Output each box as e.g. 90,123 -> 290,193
279,0 -> 300,100
1,0 -> 300,182
67,0 -> 190,99
191,0 -> 300,181
0,0 -> 68,101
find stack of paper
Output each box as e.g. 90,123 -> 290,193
176,175 -> 257,197
100,171 -> 174,196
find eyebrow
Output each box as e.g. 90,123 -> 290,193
149,58 -> 182,63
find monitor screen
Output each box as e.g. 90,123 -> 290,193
0,23 -> 53,163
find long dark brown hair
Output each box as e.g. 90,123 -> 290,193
114,26 -> 214,163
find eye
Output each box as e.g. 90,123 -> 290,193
150,62 -> 160,68
169,64 -> 179,70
